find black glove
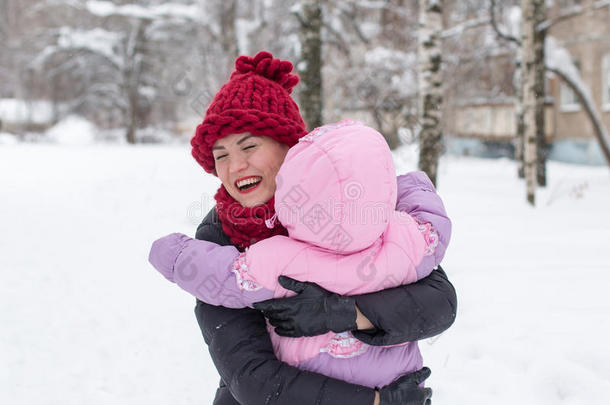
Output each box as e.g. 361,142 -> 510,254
252,276 -> 357,337
378,367 -> 432,405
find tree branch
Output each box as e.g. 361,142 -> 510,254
337,4 -> 370,44
546,65 -> 610,167
321,21 -> 351,55
292,6 -> 308,28
337,0 -> 410,19
440,16 -> 490,39
489,0 -> 521,45
538,0 -> 610,33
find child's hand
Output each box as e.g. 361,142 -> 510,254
148,233 -> 191,282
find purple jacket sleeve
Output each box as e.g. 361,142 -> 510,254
396,171 -> 452,279
148,233 -> 274,308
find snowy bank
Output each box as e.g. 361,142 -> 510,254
46,115 -> 97,145
2,144 -> 609,404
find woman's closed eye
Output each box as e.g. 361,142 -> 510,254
215,145 -> 255,160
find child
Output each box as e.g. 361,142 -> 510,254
149,120 -> 451,388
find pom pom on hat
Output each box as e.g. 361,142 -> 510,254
232,51 -> 299,93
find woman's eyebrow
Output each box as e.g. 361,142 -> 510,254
213,135 -> 254,150
236,135 -> 255,145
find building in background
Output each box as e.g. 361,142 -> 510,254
446,0 -> 610,165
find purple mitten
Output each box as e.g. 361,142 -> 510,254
149,233 -> 191,282
148,232 -> 273,308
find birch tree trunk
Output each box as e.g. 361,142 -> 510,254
296,0 -> 323,130
534,3 -> 547,187
417,0 -> 444,187
521,0 -> 539,205
514,63 -> 525,178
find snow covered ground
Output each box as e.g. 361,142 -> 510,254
1,143 -> 609,404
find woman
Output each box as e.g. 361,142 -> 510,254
190,52 -> 456,404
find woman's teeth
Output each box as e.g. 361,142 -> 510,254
237,177 -> 262,190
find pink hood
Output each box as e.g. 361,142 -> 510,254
274,120 -> 397,254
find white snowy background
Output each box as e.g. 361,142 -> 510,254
2,135 -> 609,404
3,0 -> 610,402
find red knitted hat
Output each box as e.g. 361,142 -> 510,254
191,51 -> 308,174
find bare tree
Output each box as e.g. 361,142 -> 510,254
521,0 -> 541,205
533,0 -> 610,177
417,0 -> 444,186
27,1 -> 205,143
490,0 -> 527,180
220,0 -> 239,60
514,61 -> 526,178
321,0 -> 418,149
533,1 -> 547,187
124,19 -> 151,144
294,0 -> 323,130
492,0 -> 610,202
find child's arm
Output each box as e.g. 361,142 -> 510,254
396,171 -> 452,279
148,233 -> 274,308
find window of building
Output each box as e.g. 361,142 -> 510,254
603,54 -> 610,111
560,60 -> 581,112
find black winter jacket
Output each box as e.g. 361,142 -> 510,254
194,208 -> 457,405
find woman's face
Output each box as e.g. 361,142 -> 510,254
213,132 -> 289,207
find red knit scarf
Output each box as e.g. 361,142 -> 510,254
214,185 -> 288,251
